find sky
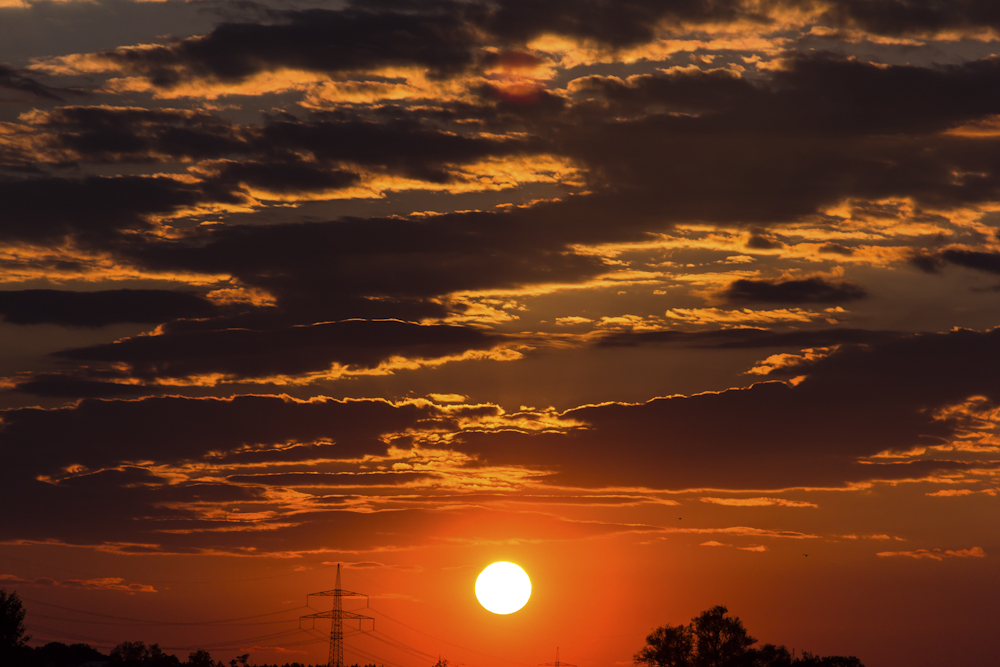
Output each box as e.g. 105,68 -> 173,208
1,1 -> 999,666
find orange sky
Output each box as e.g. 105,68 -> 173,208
1,1 -> 1000,666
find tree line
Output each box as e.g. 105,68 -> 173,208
3,588 -> 863,667
634,606 -> 863,667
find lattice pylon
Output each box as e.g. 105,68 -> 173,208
542,647 -> 576,667
301,564 -> 373,667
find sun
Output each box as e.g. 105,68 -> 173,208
475,561 -> 531,615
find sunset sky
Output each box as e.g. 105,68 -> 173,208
1,1 -> 999,666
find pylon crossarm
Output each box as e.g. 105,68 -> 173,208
308,589 -> 367,598
301,610 -> 374,621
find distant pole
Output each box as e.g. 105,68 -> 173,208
301,564 -> 374,667
541,647 -> 576,667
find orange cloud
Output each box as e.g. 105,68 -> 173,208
664,306 -> 837,325
699,497 -> 818,508
877,546 -> 986,561
0,574 -> 157,592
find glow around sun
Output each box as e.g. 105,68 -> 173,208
475,561 -> 531,614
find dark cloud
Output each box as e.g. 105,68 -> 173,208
0,394 -> 444,477
116,212 -> 610,313
55,1 -> 773,92
207,159 -> 361,195
908,248 -> 1000,275
27,106 -> 538,191
909,250 -> 945,274
54,319 -> 506,381
745,234 -> 785,250
10,374 -> 149,399
597,327 -> 902,350
459,328 -> 1000,489
92,6 -> 486,89
819,242 -> 855,256
450,381 -> 945,489
487,0 -> 751,48
224,471 -> 436,486
556,55 -> 1000,223
16,53 -> 1000,294
723,278 -> 868,304
33,106 -> 248,163
822,0 -> 1000,37
490,0 -> 1000,47
3,329 -> 999,549
256,116 -> 536,184
572,53 -> 1000,136
0,175 -> 229,244
0,63 -> 66,101
938,249 -> 1000,275
0,289 -> 219,327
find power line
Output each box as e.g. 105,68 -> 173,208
305,628 -> 407,667
369,607 -> 533,666
362,629 -> 438,661
20,596 -> 309,626
31,612 -> 301,628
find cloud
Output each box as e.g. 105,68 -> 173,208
596,327 -> 902,350
700,497 -> 818,508
115,212 -> 610,321
664,307 -> 833,325
454,328 -> 1000,489
0,175 -> 231,244
10,51 -> 1000,337
21,105 -> 246,163
723,278 -> 868,304
40,6 -> 486,88
3,328 -> 1000,552
820,0 -> 1000,38
938,249 -> 1000,275
0,394 -> 448,477
0,63 -> 68,101
877,546 -> 986,561
486,0 -> 761,48
10,374 -> 152,399
0,289 -> 219,327
224,471 -> 437,487
0,574 -> 157,593
16,106 -> 547,202
337,561 -> 422,571
53,319 -> 509,383
549,54 -> 1000,236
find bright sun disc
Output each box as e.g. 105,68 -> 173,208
475,561 -> 531,615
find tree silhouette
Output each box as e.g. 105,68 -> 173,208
793,653 -> 863,667
0,588 -> 30,663
111,641 -> 181,666
187,648 -> 218,667
692,606 -> 756,667
112,640 -> 153,664
634,606 -> 864,667
749,644 -> 792,667
31,641 -> 109,667
634,623 -> 694,667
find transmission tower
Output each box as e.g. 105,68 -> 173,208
541,647 -> 575,667
301,564 -> 374,667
